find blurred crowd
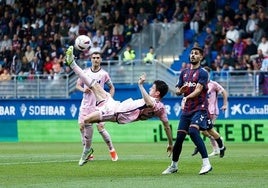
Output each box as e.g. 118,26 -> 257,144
189,1 -> 268,74
0,0 -> 267,83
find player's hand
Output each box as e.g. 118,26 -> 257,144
84,88 -> 92,93
180,85 -> 187,93
167,145 -> 173,157
221,105 -> 227,111
138,73 -> 146,85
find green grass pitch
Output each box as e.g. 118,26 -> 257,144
0,142 -> 267,188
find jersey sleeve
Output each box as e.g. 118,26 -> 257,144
199,68 -> 209,87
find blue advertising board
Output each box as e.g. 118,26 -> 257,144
0,97 -> 267,120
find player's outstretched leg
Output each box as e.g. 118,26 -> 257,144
65,46 -> 96,88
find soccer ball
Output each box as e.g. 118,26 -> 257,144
74,35 -> 92,51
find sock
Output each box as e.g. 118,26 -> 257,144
215,137 -> 223,149
189,127 -> 208,158
80,127 -> 85,146
172,131 -> 186,162
209,135 -> 219,151
99,128 -> 114,151
71,61 -> 96,88
202,158 -> 211,166
84,124 -> 93,150
171,161 -> 178,168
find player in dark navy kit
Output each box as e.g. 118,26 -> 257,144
162,47 -> 212,175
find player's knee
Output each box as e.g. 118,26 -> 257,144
188,126 -> 199,136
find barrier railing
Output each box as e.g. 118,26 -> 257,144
0,59 -> 266,99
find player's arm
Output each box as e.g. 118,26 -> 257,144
138,73 -> 154,107
106,80 -> 115,97
76,79 -> 84,92
76,78 -> 91,94
184,83 -> 203,100
162,121 -> 173,157
220,88 -> 228,111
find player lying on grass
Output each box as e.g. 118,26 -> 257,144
65,46 -> 173,156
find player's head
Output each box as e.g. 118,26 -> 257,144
91,51 -> 102,66
153,80 -> 169,99
190,47 -> 203,65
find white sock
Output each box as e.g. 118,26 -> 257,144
171,161 -> 178,168
202,158 -> 210,166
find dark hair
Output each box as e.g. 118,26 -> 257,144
91,51 -> 102,56
154,80 -> 169,98
191,47 -> 203,55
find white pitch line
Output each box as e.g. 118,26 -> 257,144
0,159 -> 77,165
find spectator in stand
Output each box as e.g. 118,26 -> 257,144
260,57 -> 268,71
246,12 -> 259,38
111,26 -> 124,53
204,27 -> 215,49
222,16 -> 233,39
103,13 -> 115,34
93,9 -> 103,31
133,19 -> 143,33
0,68 -> 11,81
190,5 -> 206,35
244,38 -> 258,57
43,55 -> 54,74
0,35 -> 12,52
92,29 -> 105,49
68,22 -> 79,39
29,56 -> 44,75
257,36 -> 268,57
20,56 -> 31,74
101,0 -> 111,14
11,34 -> 21,51
123,18 -> 134,44
10,55 -> 22,75
126,7 -> 136,21
258,12 -> 268,33
232,37 -> 246,61
222,52 -> 236,71
123,44 -> 135,64
143,46 -> 156,64
155,6 -> 167,23
214,14 -> 224,42
252,49 -> 264,70
237,13 -> 249,39
180,6 -> 191,30
114,9 -> 125,25
222,3 -> 236,23
137,7 -> 149,24
24,45 -> 35,63
202,43 -> 213,67
220,38 -> 233,56
226,24 -> 240,47
85,8 -> 95,32
213,54 -> 224,72
235,2 -> 250,16
101,40 -> 117,61
89,39 -> 101,56
252,23 -> 265,46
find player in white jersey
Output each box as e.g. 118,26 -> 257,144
192,66 -> 227,157
76,51 -> 118,166
65,46 -> 173,156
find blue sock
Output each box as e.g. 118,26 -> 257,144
189,127 -> 208,158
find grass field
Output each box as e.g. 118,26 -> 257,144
0,142 -> 267,188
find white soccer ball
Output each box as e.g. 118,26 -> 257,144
74,35 -> 92,51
